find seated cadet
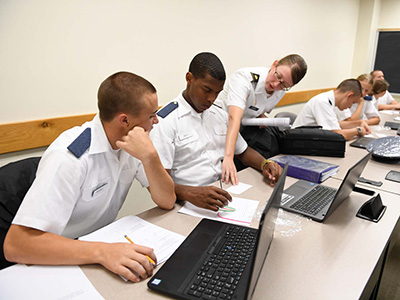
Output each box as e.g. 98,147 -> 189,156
370,70 -> 399,110
292,78 -> 371,140
150,52 -> 282,212
214,54 -> 307,185
372,79 -> 400,111
4,72 -> 175,283
336,74 -> 380,125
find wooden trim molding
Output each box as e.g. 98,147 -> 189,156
0,88 -> 331,154
276,88 -> 332,107
0,114 -> 95,154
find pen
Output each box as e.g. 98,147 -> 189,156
124,234 -> 156,265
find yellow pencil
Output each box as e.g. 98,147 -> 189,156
124,235 -> 156,265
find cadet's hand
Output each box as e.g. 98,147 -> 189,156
360,120 -> 371,135
179,186 -> 232,211
97,242 -> 157,283
116,127 -> 157,161
262,161 -> 282,186
222,159 -> 239,185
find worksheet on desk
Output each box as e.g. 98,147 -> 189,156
79,215 -> 185,265
178,197 -> 259,226
0,264 -> 104,300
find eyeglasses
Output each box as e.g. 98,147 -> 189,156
273,68 -> 292,91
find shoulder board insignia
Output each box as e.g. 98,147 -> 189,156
157,101 -> 178,118
250,72 -> 260,83
67,127 -> 91,158
364,95 -> 372,101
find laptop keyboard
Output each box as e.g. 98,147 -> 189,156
184,225 -> 257,300
289,185 -> 336,215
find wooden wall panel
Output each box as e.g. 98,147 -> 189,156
0,88 -> 332,154
0,114 -> 95,154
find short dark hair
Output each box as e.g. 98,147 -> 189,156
189,52 -> 226,81
336,79 -> 362,97
97,72 -> 156,122
276,54 -> 307,85
372,79 -> 389,94
370,70 -> 383,78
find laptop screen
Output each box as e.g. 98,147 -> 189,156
246,164 -> 288,300
326,152 -> 371,219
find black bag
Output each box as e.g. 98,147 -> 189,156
234,126 -> 282,171
279,127 -> 346,157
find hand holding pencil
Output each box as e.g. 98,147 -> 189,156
124,235 -> 156,266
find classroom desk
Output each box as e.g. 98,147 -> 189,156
81,167 -> 400,300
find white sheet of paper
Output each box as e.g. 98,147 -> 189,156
79,215 -> 185,266
178,197 -> 259,226
379,110 -> 400,115
0,264 -> 104,300
375,133 -> 387,137
225,182 -> 252,194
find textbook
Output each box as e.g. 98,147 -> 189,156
272,155 -> 339,183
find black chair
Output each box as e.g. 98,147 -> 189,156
0,157 -> 40,269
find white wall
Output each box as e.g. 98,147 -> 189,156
1,0 -> 361,125
2,0 -> 399,215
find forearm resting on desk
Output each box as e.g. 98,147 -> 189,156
4,224 -> 156,283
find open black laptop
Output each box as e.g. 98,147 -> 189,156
280,152 -> 371,222
147,164 -> 288,300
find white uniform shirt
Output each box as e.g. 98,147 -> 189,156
335,99 -> 379,121
214,67 -> 286,118
150,93 -> 248,186
292,90 -> 341,130
374,91 -> 395,109
13,115 -> 149,239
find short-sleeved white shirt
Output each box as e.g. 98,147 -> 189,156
335,99 -> 380,121
292,90 -> 341,130
150,93 -> 248,187
214,67 -> 286,118
374,91 -> 395,108
13,115 -> 149,239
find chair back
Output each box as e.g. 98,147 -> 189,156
0,157 -> 40,269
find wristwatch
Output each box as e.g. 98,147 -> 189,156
356,126 -> 362,136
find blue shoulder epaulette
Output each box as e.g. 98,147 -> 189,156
67,127 -> 91,158
157,101 -> 178,118
364,95 -> 373,101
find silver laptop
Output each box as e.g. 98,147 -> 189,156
280,152 -> 371,222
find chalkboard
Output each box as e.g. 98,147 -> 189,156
373,30 -> 400,94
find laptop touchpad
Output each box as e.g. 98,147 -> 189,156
286,183 -> 313,197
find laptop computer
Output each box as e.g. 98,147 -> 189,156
280,152 -> 371,222
147,164 -> 288,300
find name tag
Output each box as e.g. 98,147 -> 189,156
249,105 -> 259,111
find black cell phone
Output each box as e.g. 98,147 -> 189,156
385,170 -> 400,183
384,121 -> 400,130
358,177 -> 383,187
